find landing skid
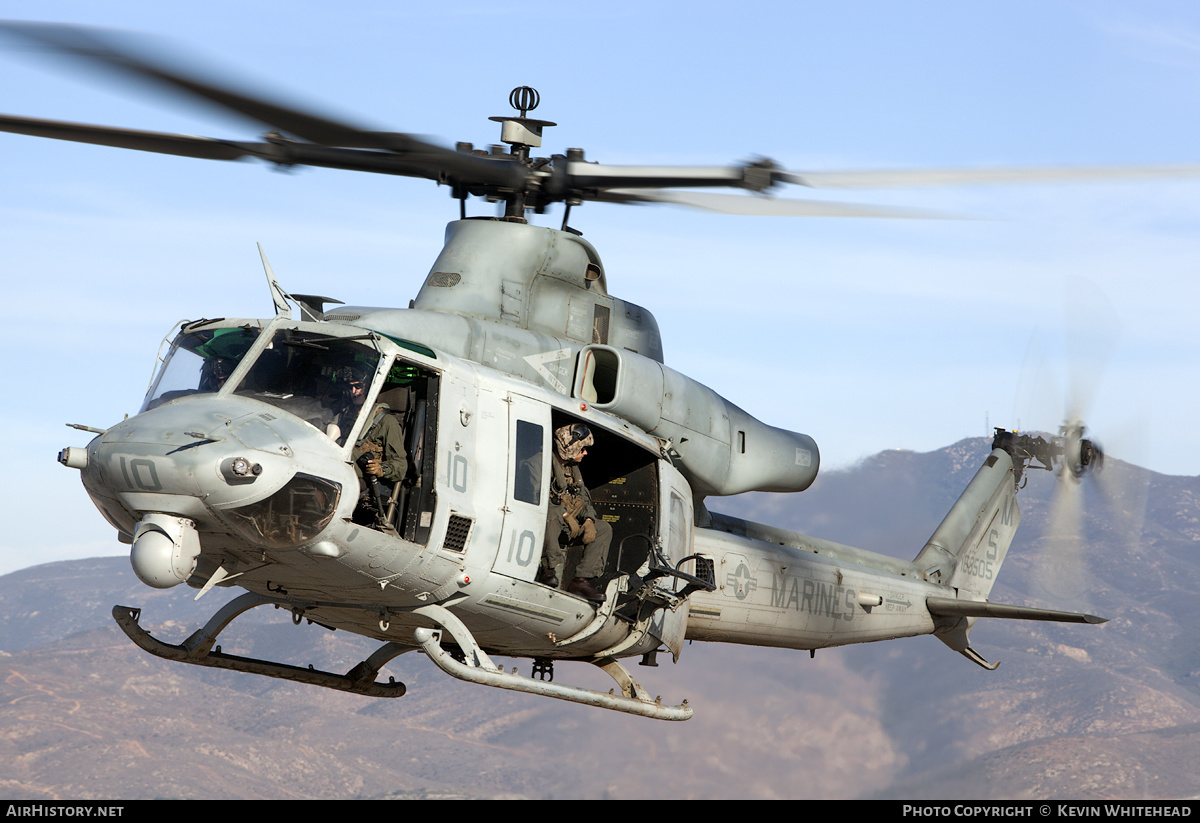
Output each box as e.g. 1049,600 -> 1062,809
112,593 -> 411,697
113,594 -> 693,719
412,602 -> 693,721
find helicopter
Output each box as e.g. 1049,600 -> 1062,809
4,22 -> 1142,721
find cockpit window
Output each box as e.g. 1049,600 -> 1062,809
143,326 -> 260,411
233,329 -> 381,446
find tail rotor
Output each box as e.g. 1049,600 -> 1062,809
998,277 -> 1147,611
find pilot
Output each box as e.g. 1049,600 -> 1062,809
538,423 -> 611,603
336,365 -> 409,526
196,327 -> 255,392
198,356 -> 236,392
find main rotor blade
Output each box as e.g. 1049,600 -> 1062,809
0,112 -> 526,184
0,113 -> 258,160
0,21 -> 527,189
596,188 -> 957,218
566,163 -> 751,191
562,159 -> 1200,199
1,21 -> 380,146
782,165 -> 1200,189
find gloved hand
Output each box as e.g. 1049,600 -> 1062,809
561,494 -> 585,539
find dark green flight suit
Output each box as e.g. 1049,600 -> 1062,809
542,457 -> 612,580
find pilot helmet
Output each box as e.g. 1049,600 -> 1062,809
199,356 -> 236,390
334,364 -> 369,401
554,423 -> 594,463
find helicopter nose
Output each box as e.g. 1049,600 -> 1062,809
64,396 -> 353,587
77,399 -> 291,508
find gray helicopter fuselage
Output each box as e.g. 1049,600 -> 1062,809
68,308 -> 969,668
56,212 -> 1078,710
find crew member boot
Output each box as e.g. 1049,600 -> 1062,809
567,577 -> 605,603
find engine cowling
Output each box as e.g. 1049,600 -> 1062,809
574,345 -> 819,496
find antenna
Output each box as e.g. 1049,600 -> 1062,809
490,86 -> 556,151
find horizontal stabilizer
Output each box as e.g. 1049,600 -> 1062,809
927,596 -> 1107,624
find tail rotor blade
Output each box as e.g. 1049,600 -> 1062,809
1029,465 -> 1092,611
1062,275 -> 1121,430
1011,277 -> 1127,612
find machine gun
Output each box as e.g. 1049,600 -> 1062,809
355,441 -> 392,531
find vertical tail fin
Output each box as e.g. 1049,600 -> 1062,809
914,442 -> 1108,669
913,448 -> 1020,669
912,448 -> 1020,599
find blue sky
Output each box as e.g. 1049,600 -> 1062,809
2,1 -> 1199,575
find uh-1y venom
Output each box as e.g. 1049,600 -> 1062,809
7,22 -> 1146,721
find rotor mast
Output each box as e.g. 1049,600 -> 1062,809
449,86 -> 561,221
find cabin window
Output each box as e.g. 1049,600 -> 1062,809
232,329 -> 381,446
224,472 -> 341,550
143,326 -> 260,411
513,420 -> 544,505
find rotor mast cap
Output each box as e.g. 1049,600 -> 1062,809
490,86 -> 555,149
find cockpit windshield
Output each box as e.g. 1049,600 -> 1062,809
233,329 -> 382,446
143,326 -> 260,412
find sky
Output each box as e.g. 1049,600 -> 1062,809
1,0 -> 1198,576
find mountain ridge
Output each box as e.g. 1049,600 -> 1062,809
3,437 -> 1197,799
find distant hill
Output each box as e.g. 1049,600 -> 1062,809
2,438 -> 1198,800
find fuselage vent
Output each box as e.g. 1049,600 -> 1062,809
443,513 -> 473,553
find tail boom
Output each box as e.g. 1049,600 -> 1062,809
681,444 -> 1106,668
